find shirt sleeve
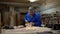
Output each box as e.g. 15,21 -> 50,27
35,14 -> 42,26
24,14 -> 28,22
24,13 -> 30,22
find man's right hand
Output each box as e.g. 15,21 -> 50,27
30,22 -> 35,26
25,22 -> 34,27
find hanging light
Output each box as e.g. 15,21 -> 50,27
29,0 -> 38,2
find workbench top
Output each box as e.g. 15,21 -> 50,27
1,26 -> 52,34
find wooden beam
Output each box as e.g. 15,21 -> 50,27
0,0 -> 29,3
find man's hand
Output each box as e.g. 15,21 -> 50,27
25,22 -> 34,27
30,22 -> 34,26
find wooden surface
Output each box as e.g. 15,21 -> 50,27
0,13 -> 1,29
1,27 -> 51,34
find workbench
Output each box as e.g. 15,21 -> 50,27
1,26 -> 52,34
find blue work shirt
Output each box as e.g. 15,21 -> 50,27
24,12 -> 42,27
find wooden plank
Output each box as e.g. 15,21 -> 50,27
2,12 -> 10,25
0,0 -> 29,3
0,13 -> 1,28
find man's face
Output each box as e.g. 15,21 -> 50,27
30,10 -> 35,16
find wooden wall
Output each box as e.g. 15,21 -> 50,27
0,13 -> 1,29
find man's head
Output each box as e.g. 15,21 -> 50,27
29,7 -> 35,16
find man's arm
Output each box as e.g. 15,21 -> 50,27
24,14 -> 31,26
24,14 -> 29,23
24,15 -> 35,26
35,15 -> 42,26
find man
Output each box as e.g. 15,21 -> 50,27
24,7 -> 42,27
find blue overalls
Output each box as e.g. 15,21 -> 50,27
24,12 -> 42,27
